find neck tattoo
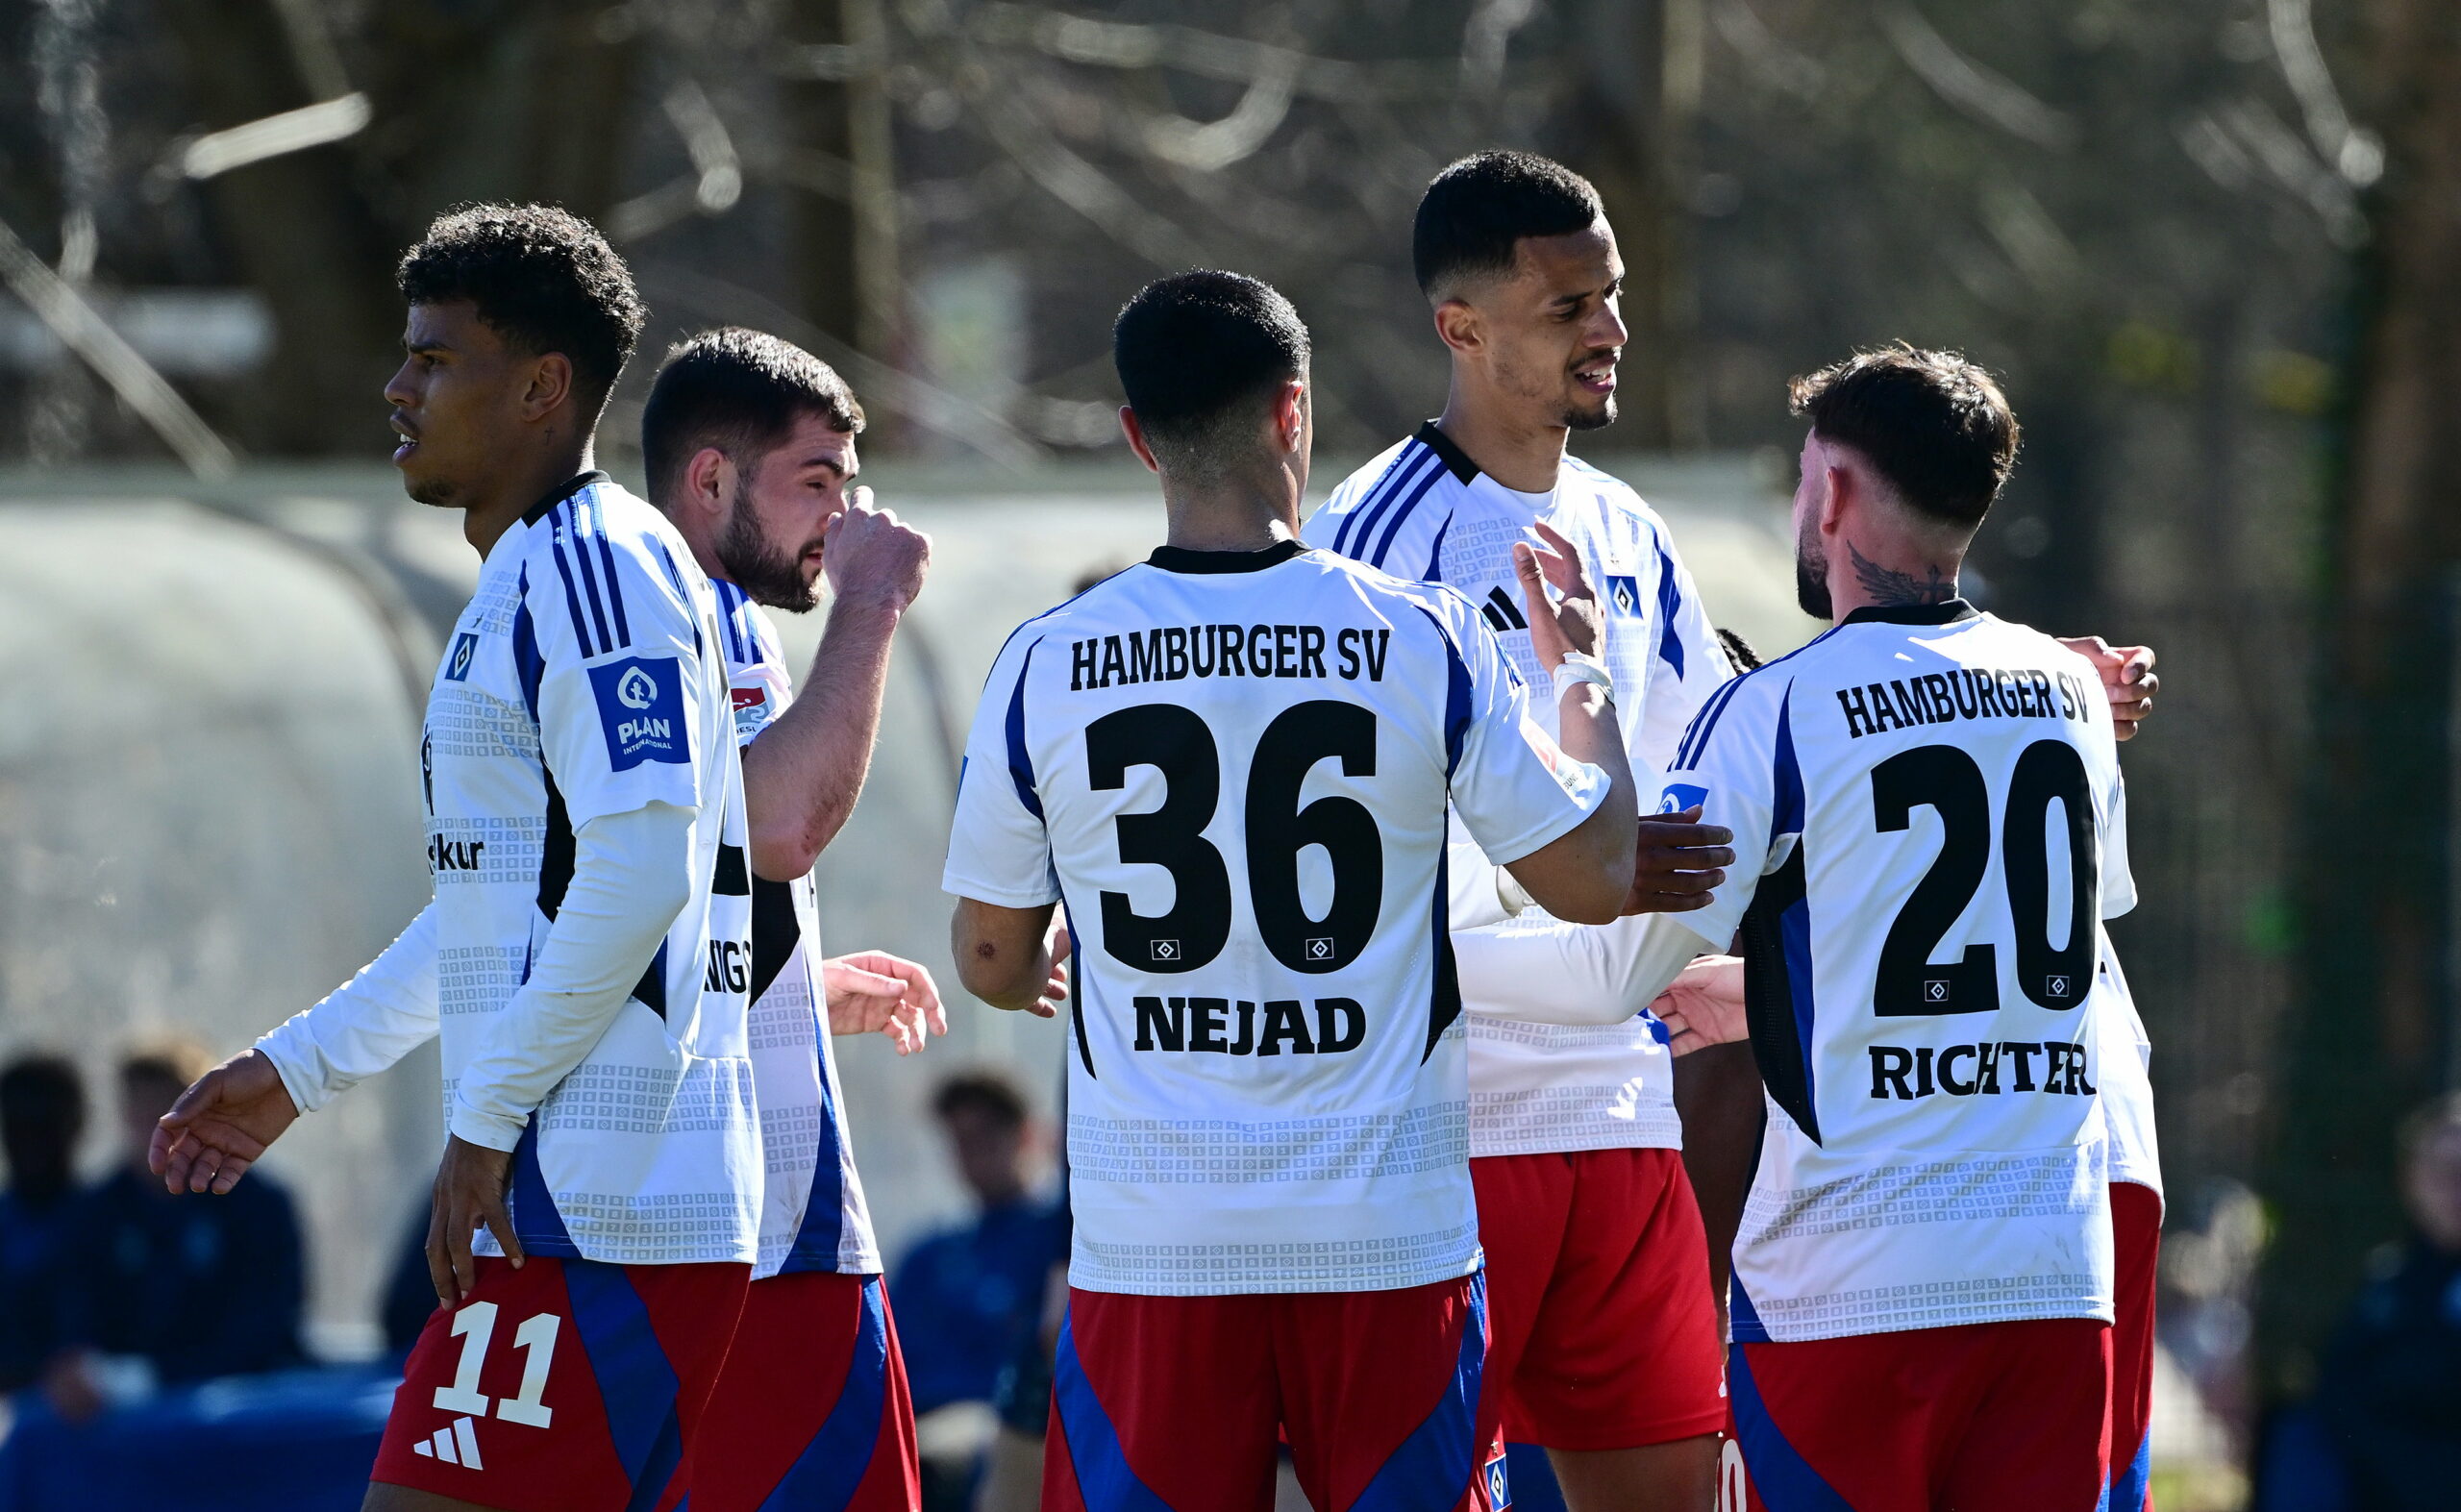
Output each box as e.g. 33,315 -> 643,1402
1848,540 -> 1954,607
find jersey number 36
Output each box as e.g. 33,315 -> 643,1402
1089,701 -> 1383,976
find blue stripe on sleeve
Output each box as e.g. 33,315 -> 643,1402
561,503 -> 618,654
1653,530 -> 1685,678
1337,446 -> 1437,561
1005,639 -> 1045,819
1368,460 -> 1448,569
547,527 -> 599,659
584,493 -> 631,648
1330,445 -> 1426,558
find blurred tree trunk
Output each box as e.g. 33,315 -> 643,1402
2262,0 -> 2461,1397
158,0 -> 645,454
784,0 -> 899,407
152,0 -> 399,454
1548,0 -> 1703,451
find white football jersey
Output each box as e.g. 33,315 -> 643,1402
713,580 -> 882,1277
425,473 -> 759,1265
1665,601 -> 2134,1341
2096,933 -> 2161,1199
942,540 -> 1608,1296
1308,426 -> 1732,1155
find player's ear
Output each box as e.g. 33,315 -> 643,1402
520,351 -> 575,423
1274,380 -> 1307,455
683,446 -> 733,521
1118,407 -> 1162,475
1820,455 -> 1853,536
1431,297 -> 1482,358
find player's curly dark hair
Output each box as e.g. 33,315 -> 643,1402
1788,344 -> 2019,530
640,327 -> 863,507
396,203 -> 644,419
1412,152 -> 1604,300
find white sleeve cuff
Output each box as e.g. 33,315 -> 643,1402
448,1102 -> 529,1153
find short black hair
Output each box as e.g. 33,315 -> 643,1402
0,1054 -> 83,1127
1715,627 -> 1763,672
931,1071 -> 1030,1129
397,203 -> 645,419
1789,345 -> 2020,530
640,328 -> 864,506
1413,152 -> 1605,299
1113,270 -> 1309,483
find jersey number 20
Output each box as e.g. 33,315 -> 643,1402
1870,739 -> 2098,1016
1087,701 -> 1383,975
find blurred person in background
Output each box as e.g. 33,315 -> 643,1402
2284,1093 -> 2461,1509
52,1041 -> 304,1415
892,1073 -> 1061,1421
0,1054 -> 87,1391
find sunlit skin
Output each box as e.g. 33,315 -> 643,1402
384,300 -> 595,558
1431,220 -> 1628,493
676,412 -> 861,611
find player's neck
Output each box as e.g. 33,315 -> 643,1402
1826,533 -> 1965,623
1160,477 -> 1304,554
1435,381 -> 1566,494
462,434 -> 599,558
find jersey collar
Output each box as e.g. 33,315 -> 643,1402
1841,598 -> 1980,627
1145,538 -> 1308,575
1414,421 -> 1480,484
521,469 -> 611,526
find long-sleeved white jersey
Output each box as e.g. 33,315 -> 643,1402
260,473 -> 759,1266
1308,426 -> 1732,1156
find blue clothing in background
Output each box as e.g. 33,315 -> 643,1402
2301,1237 -> 2461,1511
62,1168 -> 306,1384
0,1191 -> 80,1389
891,1198 -> 1066,1415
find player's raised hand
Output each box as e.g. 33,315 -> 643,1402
1512,521 -> 1603,671
427,1134 -> 523,1303
825,951 -> 950,1054
2056,635 -> 2158,741
1626,806 -> 1734,915
822,487 -> 932,613
150,1049 -> 299,1196
1652,954 -> 1748,1055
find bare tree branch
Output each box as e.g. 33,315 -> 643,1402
1877,1 -> 2078,150
0,214 -> 237,477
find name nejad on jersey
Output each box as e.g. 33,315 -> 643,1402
1132,995 -> 1368,1056
1835,664 -> 2098,740
1868,1040 -> 2097,1101
1069,623 -> 1392,692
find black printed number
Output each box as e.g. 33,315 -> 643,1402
1087,706 -> 1232,974
1088,702 -> 1383,974
1247,703 -> 1382,972
1871,739 -> 2100,1016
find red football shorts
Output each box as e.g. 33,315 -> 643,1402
2108,1181 -> 2162,1512
1474,1148 -> 1728,1450
1726,1317 -> 2112,1511
1045,1274 -> 1504,1512
678,1271 -> 920,1512
370,1254 -> 750,1512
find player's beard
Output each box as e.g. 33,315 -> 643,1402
1561,345 -> 1618,432
1795,509 -> 1833,619
716,482 -> 825,612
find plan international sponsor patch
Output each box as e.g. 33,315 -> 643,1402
589,657 -> 688,770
